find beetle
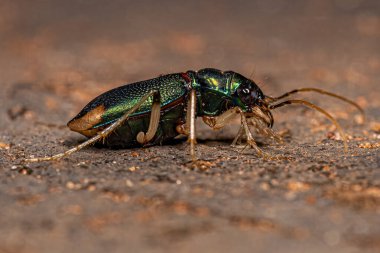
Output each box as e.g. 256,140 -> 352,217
25,68 -> 364,162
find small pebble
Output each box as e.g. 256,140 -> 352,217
125,179 -> 134,187
0,142 -> 10,150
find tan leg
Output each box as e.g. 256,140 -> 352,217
202,108 -> 243,146
202,107 -> 240,130
202,107 -> 266,158
25,90 -> 160,163
246,116 -> 282,143
234,105 -> 281,144
136,91 -> 161,144
176,91 -> 195,136
176,123 -> 189,136
188,90 -> 197,161
231,124 -> 244,147
235,108 -> 266,157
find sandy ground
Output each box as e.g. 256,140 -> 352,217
1,1 -> 380,252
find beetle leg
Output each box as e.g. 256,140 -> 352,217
175,97 -> 194,136
176,123 -> 189,136
246,116 -> 282,143
231,124 -> 244,146
202,107 -> 238,130
201,107 -> 267,158
24,90 -> 160,162
236,108 -> 266,158
188,89 -> 197,161
136,91 -> 161,144
201,108 -> 244,146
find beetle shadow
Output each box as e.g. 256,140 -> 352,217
61,133 -> 276,152
61,135 -> 272,150
62,135 -> 189,150
62,137 -> 88,148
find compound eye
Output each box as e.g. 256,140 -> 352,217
242,88 -> 250,94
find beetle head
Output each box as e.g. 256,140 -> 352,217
229,73 -> 273,127
232,74 -> 265,109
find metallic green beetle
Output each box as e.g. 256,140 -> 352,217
26,68 -> 364,162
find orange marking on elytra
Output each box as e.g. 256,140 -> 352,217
67,105 -> 106,137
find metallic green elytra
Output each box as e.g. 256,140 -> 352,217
68,73 -> 190,147
25,68 -> 364,163
68,68 -> 267,148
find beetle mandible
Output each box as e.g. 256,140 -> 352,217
25,68 -> 364,162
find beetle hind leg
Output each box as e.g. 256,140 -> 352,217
24,90 -> 161,163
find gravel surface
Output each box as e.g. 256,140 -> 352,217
1,1 -> 380,252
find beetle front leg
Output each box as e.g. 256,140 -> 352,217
236,108 -> 266,158
202,108 -> 245,146
201,107 -> 265,158
231,124 -> 244,147
24,90 -> 161,163
202,107 -> 238,130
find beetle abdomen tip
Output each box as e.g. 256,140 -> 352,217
67,105 -> 106,137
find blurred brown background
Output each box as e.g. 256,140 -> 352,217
2,0 -> 380,126
1,0 -> 379,92
0,1 -> 380,253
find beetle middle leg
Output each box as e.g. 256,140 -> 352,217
136,91 -> 161,144
188,89 -> 197,161
24,90 -> 161,162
